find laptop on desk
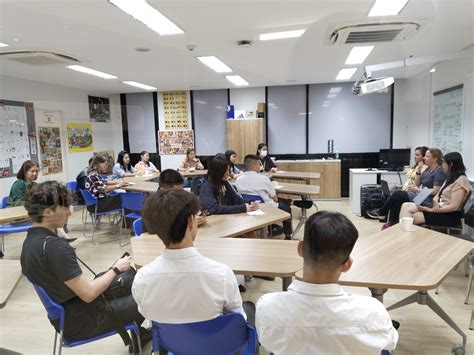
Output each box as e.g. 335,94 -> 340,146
380,180 -> 391,197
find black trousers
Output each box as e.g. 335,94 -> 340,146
242,301 -> 256,327
378,190 -> 410,225
87,195 -> 122,214
54,295 -> 144,341
278,200 -> 293,236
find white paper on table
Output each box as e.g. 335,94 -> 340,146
126,182 -> 136,185
247,209 -> 265,216
274,185 -> 284,189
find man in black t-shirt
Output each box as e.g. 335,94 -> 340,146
21,181 -> 147,347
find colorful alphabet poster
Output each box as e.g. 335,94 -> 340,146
66,122 -> 94,152
38,127 -> 63,175
158,130 -> 194,155
162,91 -> 189,129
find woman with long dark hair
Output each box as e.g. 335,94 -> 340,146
112,150 -> 138,179
135,151 -> 160,174
7,160 -> 39,206
397,146 -> 429,190
225,149 -> 243,179
199,154 -> 257,215
400,152 -> 471,226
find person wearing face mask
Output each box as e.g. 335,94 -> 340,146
256,143 -> 277,172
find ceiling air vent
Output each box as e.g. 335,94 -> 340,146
326,20 -> 427,45
0,51 -> 79,65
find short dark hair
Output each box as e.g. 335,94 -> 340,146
243,154 -> 260,169
303,211 -> 359,269
142,190 -> 200,246
159,169 -> 184,190
24,181 -> 73,223
17,160 -> 38,181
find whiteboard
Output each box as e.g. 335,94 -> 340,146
432,85 -> 463,154
462,73 -> 474,180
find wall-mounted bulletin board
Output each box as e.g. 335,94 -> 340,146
0,100 -> 38,178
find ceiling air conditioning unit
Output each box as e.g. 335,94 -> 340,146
326,19 -> 428,45
0,51 -> 80,65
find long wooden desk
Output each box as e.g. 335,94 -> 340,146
123,181 -> 160,193
142,204 -> 290,239
0,206 -> 29,224
267,171 -> 321,182
296,225 -> 473,347
180,169 -> 208,178
131,236 -> 301,290
122,172 -> 160,183
275,182 -> 320,196
0,259 -> 22,309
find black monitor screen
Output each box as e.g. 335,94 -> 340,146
379,149 -> 411,171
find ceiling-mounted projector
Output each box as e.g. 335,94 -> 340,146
352,76 -> 394,95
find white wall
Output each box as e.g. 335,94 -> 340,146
0,75 -> 123,198
126,92 -> 156,153
393,57 -> 474,164
229,87 -> 265,112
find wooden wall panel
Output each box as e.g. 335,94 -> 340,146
226,119 -> 263,164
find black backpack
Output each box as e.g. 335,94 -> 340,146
361,193 -> 386,219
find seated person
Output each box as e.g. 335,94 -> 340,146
256,143 -> 277,172
199,154 -> 257,215
135,151 -> 160,174
225,149 -> 243,179
112,150 -> 139,179
368,148 -> 447,227
158,169 -> 185,190
21,181 -> 147,347
85,154 -> 127,213
7,160 -> 38,207
392,146 -> 429,190
178,149 -> 204,171
256,211 -> 399,354
132,189 -> 254,325
236,154 -> 293,240
400,152 -> 471,226
75,157 -> 93,204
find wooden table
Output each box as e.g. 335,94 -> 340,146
180,169 -> 208,178
122,172 -> 160,183
142,203 -> 290,240
123,181 -> 160,194
131,236 -> 302,290
296,225 -> 473,347
0,259 -> 22,309
268,171 -> 321,183
0,206 -> 29,224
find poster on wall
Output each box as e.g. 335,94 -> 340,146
38,127 -> 63,175
0,100 -> 37,178
162,91 -> 189,129
88,95 -> 110,122
38,110 -> 61,124
158,130 -> 194,155
67,123 -> 94,152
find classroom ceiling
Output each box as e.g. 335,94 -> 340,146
0,0 -> 473,94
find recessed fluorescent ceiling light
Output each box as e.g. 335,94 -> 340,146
345,46 -> 374,65
66,65 -> 117,79
197,56 -> 232,73
336,68 -> 357,81
430,67 -> 436,73
109,0 -> 183,35
225,75 -> 249,86
329,87 -> 342,93
259,29 -> 306,41
368,0 -> 408,16
0,42 -> 9,47
327,93 -> 337,98
122,81 -> 157,90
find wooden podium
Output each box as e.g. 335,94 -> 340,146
226,118 -> 264,163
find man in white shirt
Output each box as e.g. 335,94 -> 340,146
256,211 -> 399,354
236,154 -> 293,240
132,189 -> 253,325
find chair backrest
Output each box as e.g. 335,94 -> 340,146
120,192 -> 145,211
66,181 -> 77,192
152,313 -> 257,355
462,190 -> 473,214
1,196 -> 8,209
29,279 -> 66,331
241,194 -> 264,203
80,189 -> 98,207
133,218 -> 142,236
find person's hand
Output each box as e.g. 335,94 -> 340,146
137,171 -> 144,176
246,202 -> 258,212
271,167 -> 278,172
416,161 -> 424,171
417,205 -> 431,212
394,184 -> 402,189
113,255 -> 132,272
408,186 -> 420,193
118,181 -> 129,188
196,214 -> 207,226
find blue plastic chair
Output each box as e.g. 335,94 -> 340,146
120,192 -> 145,245
1,196 -> 8,209
65,181 -> 77,192
241,194 -> 264,203
151,313 -> 258,355
133,218 -> 142,237
80,189 -> 123,245
28,279 -> 142,355
0,220 -> 32,257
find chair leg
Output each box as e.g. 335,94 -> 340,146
0,234 -> 4,257
53,330 -> 58,355
465,258 -> 473,304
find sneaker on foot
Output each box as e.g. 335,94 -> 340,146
367,209 -> 386,219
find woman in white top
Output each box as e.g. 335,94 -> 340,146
179,149 -> 204,171
112,150 -> 139,179
400,152 -> 471,226
135,151 -> 160,174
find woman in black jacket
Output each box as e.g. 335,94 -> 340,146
256,143 -> 277,172
199,154 -> 258,215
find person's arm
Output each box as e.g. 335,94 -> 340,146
112,164 -> 126,178
65,256 -> 131,303
265,178 -> 277,201
178,160 -> 188,171
8,180 -> 26,206
199,182 -> 247,215
414,164 -> 424,187
223,267 -> 246,319
196,159 -> 204,170
438,187 -> 468,213
134,162 -> 144,173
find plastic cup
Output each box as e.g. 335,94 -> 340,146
400,217 -> 414,232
